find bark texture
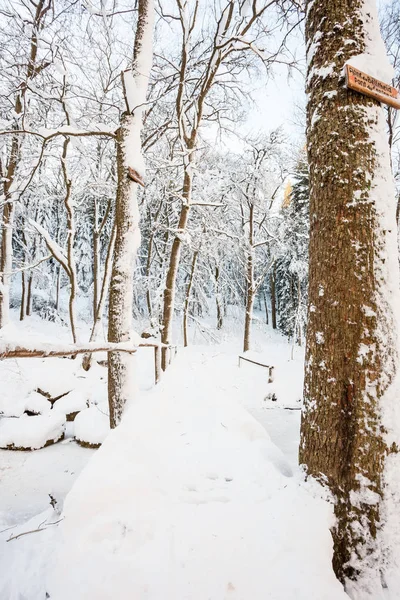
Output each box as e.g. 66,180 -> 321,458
108,118 -> 140,428
300,0 -> 399,589
108,0 -> 153,428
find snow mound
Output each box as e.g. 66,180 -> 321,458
0,412 -> 66,450
24,391 -> 52,415
74,405 -> 110,448
53,388 -> 89,420
48,355 -> 347,600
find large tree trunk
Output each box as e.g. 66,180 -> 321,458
108,0 -> 154,428
108,117 -> 142,428
300,0 -> 400,593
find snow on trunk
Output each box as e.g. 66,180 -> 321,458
107,0 -> 154,428
300,0 -> 400,596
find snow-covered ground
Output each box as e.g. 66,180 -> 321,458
0,313 -> 348,599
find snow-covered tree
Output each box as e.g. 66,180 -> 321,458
275,154 -> 309,345
300,0 -> 400,593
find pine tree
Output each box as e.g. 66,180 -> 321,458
276,157 -> 309,344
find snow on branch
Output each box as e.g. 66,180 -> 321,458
0,341 -> 137,359
29,220 -> 70,276
0,340 -> 173,359
0,126 -> 116,141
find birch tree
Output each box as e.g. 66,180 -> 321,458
107,0 -> 154,428
299,0 -> 400,594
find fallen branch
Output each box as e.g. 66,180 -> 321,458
7,518 -> 64,542
0,342 -> 139,359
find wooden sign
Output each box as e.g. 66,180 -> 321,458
345,64 -> 400,109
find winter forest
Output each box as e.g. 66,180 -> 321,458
1,0 -> 400,598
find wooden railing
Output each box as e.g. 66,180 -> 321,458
238,354 -> 274,383
0,341 -> 178,386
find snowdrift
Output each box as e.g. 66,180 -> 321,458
48,353 -> 348,600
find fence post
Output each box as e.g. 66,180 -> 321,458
154,345 -> 161,384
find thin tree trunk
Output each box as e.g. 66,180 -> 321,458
55,266 -> 61,312
82,220 -> 116,371
300,0 -> 400,590
26,272 -> 33,316
243,204 -> 254,353
93,201 -> 100,320
183,250 -> 198,347
61,139 -> 78,344
20,272 -> 26,321
108,0 -> 154,428
0,200 -> 15,326
263,289 -> 269,325
161,165 -> 192,369
215,265 -> 223,330
146,238 -> 153,321
270,268 -> 277,330
243,256 -> 254,353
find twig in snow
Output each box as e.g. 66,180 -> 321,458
7,518 -> 64,542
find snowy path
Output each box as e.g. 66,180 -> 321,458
44,347 -> 346,600
0,341 -> 347,600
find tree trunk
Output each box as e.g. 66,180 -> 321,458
243,255 -> 254,353
161,165 -> 192,369
26,271 -> 33,316
108,117 -> 142,428
93,213 -> 100,321
215,265 -> 223,330
263,289 -> 269,325
62,138 -> 78,344
20,271 -> 26,321
82,220 -> 116,371
108,0 -> 154,428
270,268 -> 277,330
300,0 -> 400,592
183,250 -> 198,347
0,200 -> 15,326
243,203 -> 254,353
243,287 -> 254,353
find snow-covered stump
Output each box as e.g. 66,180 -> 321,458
74,406 -> 110,449
0,413 -> 66,451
